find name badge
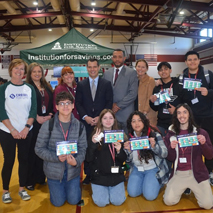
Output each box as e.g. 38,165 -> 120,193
179,157 -> 187,163
138,166 -> 144,172
111,166 -> 119,173
42,105 -> 46,114
191,98 -> 199,104
163,108 -> 170,114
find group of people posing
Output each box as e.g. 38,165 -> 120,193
0,49 -> 213,210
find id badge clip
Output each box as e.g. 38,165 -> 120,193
111,166 -> 119,173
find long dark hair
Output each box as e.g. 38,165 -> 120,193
172,103 -> 199,135
127,111 -> 156,163
27,62 -> 52,91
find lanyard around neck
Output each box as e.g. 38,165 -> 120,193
108,144 -> 116,165
59,121 -> 72,141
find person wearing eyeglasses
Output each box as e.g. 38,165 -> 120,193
35,91 -> 87,207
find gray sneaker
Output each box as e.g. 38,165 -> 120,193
19,190 -> 31,201
2,192 -> 12,204
209,173 -> 213,186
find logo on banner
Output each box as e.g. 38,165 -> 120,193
52,42 -> 62,50
51,41 -> 99,51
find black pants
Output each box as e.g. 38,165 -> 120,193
0,129 -> 32,190
195,116 -> 213,173
26,121 -> 45,186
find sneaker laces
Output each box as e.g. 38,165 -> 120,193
209,173 -> 213,178
4,193 -> 10,199
21,191 -> 28,196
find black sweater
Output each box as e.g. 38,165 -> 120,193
150,77 -> 181,129
87,141 -> 127,186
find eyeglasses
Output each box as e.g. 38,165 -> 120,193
58,101 -> 72,106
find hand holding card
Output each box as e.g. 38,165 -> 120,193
130,136 -> 150,151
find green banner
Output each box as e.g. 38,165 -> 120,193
20,28 -> 114,65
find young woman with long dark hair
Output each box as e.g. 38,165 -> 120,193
124,111 -> 169,200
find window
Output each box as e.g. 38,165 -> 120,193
200,28 -> 212,42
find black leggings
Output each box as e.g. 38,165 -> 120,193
0,129 -> 32,190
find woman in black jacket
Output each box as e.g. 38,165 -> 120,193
26,62 -> 53,190
87,109 -> 127,207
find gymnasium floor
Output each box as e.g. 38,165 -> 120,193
0,148 -> 213,213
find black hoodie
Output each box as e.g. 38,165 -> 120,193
150,77 -> 181,129
180,65 -> 213,118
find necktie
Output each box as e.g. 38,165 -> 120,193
114,69 -> 119,86
91,79 -> 96,100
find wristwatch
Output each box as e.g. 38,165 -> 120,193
25,124 -> 31,128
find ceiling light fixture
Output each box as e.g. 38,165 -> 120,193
179,11 -> 184,15
91,0 -> 96,6
33,1 -> 38,6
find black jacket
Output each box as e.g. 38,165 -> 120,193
75,77 -> 113,138
87,141 -> 127,186
31,82 -> 53,117
180,65 -> 213,118
150,77 -> 181,129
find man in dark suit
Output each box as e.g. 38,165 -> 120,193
103,49 -> 138,133
75,58 -> 113,184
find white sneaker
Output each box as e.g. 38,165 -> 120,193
2,192 -> 12,204
19,190 -> 31,201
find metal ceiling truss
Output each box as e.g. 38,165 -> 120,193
0,0 -> 212,42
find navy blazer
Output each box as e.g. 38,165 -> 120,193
75,77 -> 113,137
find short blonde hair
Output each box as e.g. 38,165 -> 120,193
8,59 -> 28,77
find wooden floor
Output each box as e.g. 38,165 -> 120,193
0,148 -> 213,213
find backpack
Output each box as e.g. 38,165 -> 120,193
48,116 -> 84,138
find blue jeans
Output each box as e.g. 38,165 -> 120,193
127,166 -> 161,200
91,182 -> 126,207
47,171 -> 81,207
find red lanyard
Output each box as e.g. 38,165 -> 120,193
108,144 -> 116,165
59,121 -> 71,141
161,83 -> 173,94
180,147 -> 187,157
188,69 -> 199,97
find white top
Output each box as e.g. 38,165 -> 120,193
0,82 -> 35,133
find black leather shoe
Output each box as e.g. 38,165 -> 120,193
82,176 -> 90,185
26,185 -> 34,191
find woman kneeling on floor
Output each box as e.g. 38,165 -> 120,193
124,111 -> 169,201
87,109 -> 127,207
